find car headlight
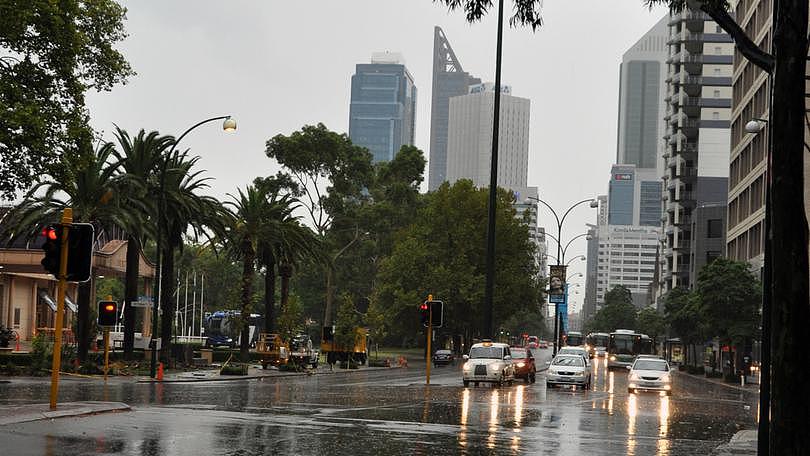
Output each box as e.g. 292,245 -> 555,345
226,338 -> 233,342
661,374 -> 671,383
575,371 -> 585,376
517,362 -> 525,368
629,373 -> 640,381
463,363 -> 471,371
610,356 -> 616,361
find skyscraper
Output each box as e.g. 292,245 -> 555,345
428,27 -> 480,191
616,15 -> 670,171
607,165 -> 662,227
348,52 -> 417,163
445,83 -> 530,192
660,10 -> 733,291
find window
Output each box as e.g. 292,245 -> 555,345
714,89 -> 721,97
706,251 -> 722,264
13,308 -> 21,328
712,111 -> 720,120
714,46 -> 722,54
715,25 -> 722,33
714,68 -> 721,75
707,219 -> 723,238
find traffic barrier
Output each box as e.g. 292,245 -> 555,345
157,362 -> 164,381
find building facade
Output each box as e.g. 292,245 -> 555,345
607,165 -> 663,227
348,52 -> 417,163
445,83 -> 530,192
660,10 -> 733,292
428,27 -> 481,191
595,225 -> 661,309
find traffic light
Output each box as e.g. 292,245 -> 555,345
419,302 -> 430,327
97,300 -> 118,327
428,300 -> 443,328
40,225 -> 62,276
39,223 -> 94,282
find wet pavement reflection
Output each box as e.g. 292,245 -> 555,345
0,352 -> 758,455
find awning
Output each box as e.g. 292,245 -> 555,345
38,291 -> 77,313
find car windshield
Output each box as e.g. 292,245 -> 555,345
469,346 -> 503,359
511,349 -> 527,358
633,360 -> 669,371
435,350 -> 451,355
552,356 -> 584,367
558,348 -> 584,356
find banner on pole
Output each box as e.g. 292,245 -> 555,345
548,264 -> 567,303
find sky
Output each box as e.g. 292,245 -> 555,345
85,0 -> 669,313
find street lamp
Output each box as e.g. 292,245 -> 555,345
527,195 -> 597,355
150,115 -> 236,378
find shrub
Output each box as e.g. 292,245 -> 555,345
220,363 -> 248,375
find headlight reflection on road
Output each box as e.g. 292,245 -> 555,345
657,396 -> 671,455
627,392 -> 638,456
608,371 -> 615,394
514,385 -> 524,427
459,389 -> 470,448
488,390 -> 500,449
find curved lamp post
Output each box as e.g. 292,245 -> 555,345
150,115 -> 236,378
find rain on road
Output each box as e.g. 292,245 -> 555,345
0,354 -> 757,455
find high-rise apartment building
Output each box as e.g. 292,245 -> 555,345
349,52 -> 417,163
428,27 -> 481,191
445,83 -> 530,192
617,15 -> 670,170
660,10 -> 733,291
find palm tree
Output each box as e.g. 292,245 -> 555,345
2,143 -> 133,362
156,149 -> 228,363
111,128 -> 172,359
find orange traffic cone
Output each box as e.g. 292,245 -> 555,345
14,334 -> 20,352
157,362 -> 164,381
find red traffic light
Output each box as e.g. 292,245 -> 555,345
41,226 -> 58,240
104,304 -> 115,312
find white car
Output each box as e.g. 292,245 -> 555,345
546,355 -> 591,389
557,347 -> 591,367
627,357 -> 672,395
462,341 -> 515,387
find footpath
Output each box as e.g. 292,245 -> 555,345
0,401 -> 130,426
136,362 -> 401,383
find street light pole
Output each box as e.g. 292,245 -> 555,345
150,115 -> 236,378
483,0 -> 505,340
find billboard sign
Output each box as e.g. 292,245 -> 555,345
548,265 -> 567,304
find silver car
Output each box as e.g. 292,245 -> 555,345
557,347 -> 591,367
627,358 -> 672,395
546,355 -> 591,389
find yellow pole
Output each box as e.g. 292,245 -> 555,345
49,208 -> 72,410
426,304 -> 432,386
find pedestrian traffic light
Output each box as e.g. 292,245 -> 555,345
97,300 -> 118,327
40,225 -> 62,276
39,223 -> 94,282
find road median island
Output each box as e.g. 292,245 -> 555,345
0,401 -> 130,426
672,369 -> 759,397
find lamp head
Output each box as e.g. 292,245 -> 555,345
223,116 -> 237,132
589,200 -> 599,208
745,119 -> 765,134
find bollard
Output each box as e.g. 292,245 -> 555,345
157,362 -> 164,381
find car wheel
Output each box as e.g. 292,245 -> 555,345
666,390 -> 672,396
546,382 -> 553,389
628,388 -> 634,394
463,380 -> 470,387
529,372 -> 536,384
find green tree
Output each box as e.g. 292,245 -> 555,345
264,123 -> 374,328
276,294 -> 304,344
694,258 -> 761,370
0,0 -> 133,200
636,306 -> 666,340
590,285 -> 637,332
334,293 -> 362,363
436,1 -> 809,450
663,287 -> 704,366
375,180 -> 542,345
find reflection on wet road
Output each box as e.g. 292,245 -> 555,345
0,353 -> 757,455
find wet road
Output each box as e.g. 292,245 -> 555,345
0,353 -> 757,455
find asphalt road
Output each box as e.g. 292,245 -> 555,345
0,351 -> 758,455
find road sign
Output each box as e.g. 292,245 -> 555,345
131,300 -> 154,308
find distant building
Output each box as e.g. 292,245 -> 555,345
445,83 -> 530,192
608,165 -> 662,227
689,203 -> 726,286
349,52 -> 417,163
594,225 -> 661,310
428,27 -> 481,191
660,10 -> 733,292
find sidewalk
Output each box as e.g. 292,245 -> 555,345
711,429 -> 758,455
0,401 -> 130,426
673,370 -> 759,396
136,363 -> 398,383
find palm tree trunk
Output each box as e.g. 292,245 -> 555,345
123,234 -> 140,359
263,249 -> 276,333
159,245 -> 175,364
76,280 -> 93,363
240,239 -> 255,362
280,262 -> 292,312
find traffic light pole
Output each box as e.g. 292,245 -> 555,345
49,208 -> 72,410
426,308 -> 432,386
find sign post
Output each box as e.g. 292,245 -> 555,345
49,208 -> 72,410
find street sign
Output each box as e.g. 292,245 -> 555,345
131,300 -> 153,308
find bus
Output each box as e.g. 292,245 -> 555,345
607,329 -> 643,369
586,332 -> 610,358
565,331 -> 584,347
639,334 -> 654,355
204,311 -> 263,348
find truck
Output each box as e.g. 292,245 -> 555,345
255,333 -> 289,369
288,334 -> 319,369
321,326 -> 368,366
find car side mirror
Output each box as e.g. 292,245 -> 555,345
504,355 -> 512,361
626,365 -> 632,370
463,355 -> 469,361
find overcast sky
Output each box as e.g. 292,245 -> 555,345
85,0 -> 668,313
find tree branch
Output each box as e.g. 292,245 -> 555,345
699,2 -> 774,73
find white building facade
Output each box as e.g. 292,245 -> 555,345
595,225 -> 661,310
